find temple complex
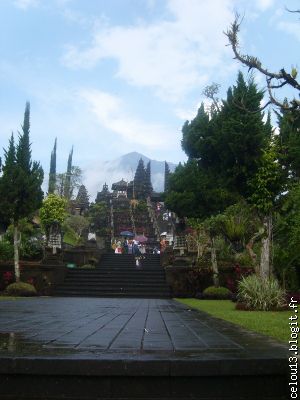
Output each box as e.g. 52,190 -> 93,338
93,158 -> 175,250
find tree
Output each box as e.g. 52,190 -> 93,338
165,159 -> 237,218
56,166 -> 82,200
65,214 -> 89,241
0,102 -> 44,281
48,138 -> 57,194
225,14 -> 300,113
167,72 -> 268,218
39,194 -> 67,237
88,201 -> 109,236
181,103 -> 210,160
248,143 -> 286,278
273,183 -> 300,290
276,107 -> 300,181
216,72 -> 270,196
64,146 -> 73,200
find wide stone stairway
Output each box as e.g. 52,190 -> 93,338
54,253 -> 171,298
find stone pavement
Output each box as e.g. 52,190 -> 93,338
0,297 -> 289,399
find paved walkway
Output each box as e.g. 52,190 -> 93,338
0,298 -> 289,399
0,297 -> 287,358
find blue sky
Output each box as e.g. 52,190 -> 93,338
0,0 -> 299,196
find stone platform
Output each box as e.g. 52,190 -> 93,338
0,298 -> 288,399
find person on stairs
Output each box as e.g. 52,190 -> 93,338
133,240 -> 142,268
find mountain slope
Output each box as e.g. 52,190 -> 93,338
84,152 -> 177,201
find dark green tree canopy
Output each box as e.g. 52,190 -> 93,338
0,102 -> 44,226
165,72 -> 272,219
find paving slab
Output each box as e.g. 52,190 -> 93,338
0,297 -> 289,399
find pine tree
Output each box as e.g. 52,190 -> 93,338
48,138 -> 57,194
64,146 -> 73,200
181,103 -> 210,160
0,103 -> 44,281
277,107 -> 300,181
216,72 -> 268,196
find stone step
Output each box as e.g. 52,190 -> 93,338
54,253 -> 171,298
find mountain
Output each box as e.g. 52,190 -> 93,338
83,152 -> 177,201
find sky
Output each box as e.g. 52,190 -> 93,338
0,0 -> 299,196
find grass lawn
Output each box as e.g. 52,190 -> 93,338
176,299 -> 289,343
0,296 -> 18,300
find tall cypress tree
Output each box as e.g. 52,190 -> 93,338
0,103 -> 44,281
64,146 -> 73,200
48,138 -> 57,194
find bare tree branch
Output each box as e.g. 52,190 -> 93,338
225,14 -> 300,113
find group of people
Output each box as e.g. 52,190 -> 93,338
111,235 -> 168,267
112,239 -> 146,267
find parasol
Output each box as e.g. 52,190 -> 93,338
134,235 -> 148,243
120,230 -> 134,237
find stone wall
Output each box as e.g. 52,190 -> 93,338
0,262 -> 67,295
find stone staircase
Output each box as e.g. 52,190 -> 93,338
54,254 -> 171,298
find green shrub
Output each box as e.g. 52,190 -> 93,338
5,282 -> 37,297
203,286 -> 232,299
237,275 -> 286,311
0,240 -> 14,261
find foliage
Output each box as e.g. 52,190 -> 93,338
176,299 -> 290,342
166,72 -> 270,220
276,108 -> 300,180
237,275 -> 286,311
5,282 -> 37,296
39,194 -> 67,232
225,14 -> 300,112
48,138 -> 57,194
88,201 -> 109,236
203,286 -> 232,299
217,72 -> 270,197
3,219 -> 43,260
62,224 -> 81,246
273,183 -> 300,290
248,144 -> 284,215
0,240 -> 14,261
0,103 -> 44,281
65,214 -> 89,238
135,200 -> 148,212
165,160 -> 237,218
55,166 -> 82,200
64,147 -> 73,200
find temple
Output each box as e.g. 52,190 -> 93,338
95,158 -> 157,202
93,158 -> 176,250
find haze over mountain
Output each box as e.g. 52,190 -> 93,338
84,152 -> 177,201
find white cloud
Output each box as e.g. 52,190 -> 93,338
13,0 -> 39,10
278,21 -> 300,42
255,0 -> 275,11
62,0 -> 235,102
79,88 -> 175,148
